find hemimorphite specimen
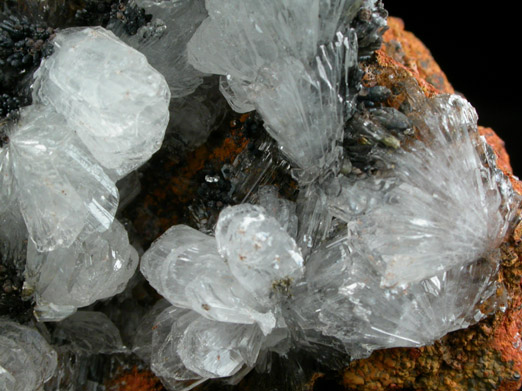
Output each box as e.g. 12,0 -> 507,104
140,204 -> 304,379
24,220 -> 139,321
33,27 -> 171,178
188,0 -> 359,86
141,204 -> 303,334
289,93 -> 520,358
304,235 -> 507,359
0,319 -> 57,391
329,94 -> 519,286
189,0 -> 359,177
1,26 -> 170,252
122,0 -> 208,98
1,2 -> 520,390
253,33 -> 357,180
1,105 -> 119,251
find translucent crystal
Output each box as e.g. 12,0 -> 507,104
215,204 -> 304,300
4,105 -> 119,251
33,27 -> 171,177
150,306 -> 205,384
253,33 -> 356,177
53,311 -> 126,354
133,299 -> 171,363
188,0 -> 359,83
141,223 -> 279,334
329,95 -> 520,286
257,186 -> 298,238
295,184 -> 332,257
188,1 -> 358,175
0,319 -> 57,391
307,241 -> 506,359
178,316 -> 264,378
25,219 -> 139,321
122,0 -> 208,98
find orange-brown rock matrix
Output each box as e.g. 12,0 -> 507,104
105,367 -> 165,391
340,17 -> 522,391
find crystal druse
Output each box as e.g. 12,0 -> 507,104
0,0 -> 521,390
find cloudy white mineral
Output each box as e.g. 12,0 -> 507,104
24,219 -> 139,321
0,27 -> 169,252
329,94 -> 519,286
0,319 -> 57,391
1,105 -> 119,252
140,204 -> 304,380
33,27 -> 171,178
2,1 -> 521,389
188,0 -> 359,178
122,0 -> 208,98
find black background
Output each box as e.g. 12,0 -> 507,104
383,1 -> 521,175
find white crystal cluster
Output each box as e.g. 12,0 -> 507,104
139,204 -> 303,382
33,27 -> 171,178
0,27 -> 168,321
1,1 -> 520,389
329,95 -> 518,286
1,27 -> 169,252
0,319 -> 57,391
300,94 -> 519,358
187,0 -> 359,178
134,0 -> 521,385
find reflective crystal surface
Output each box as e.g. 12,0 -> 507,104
253,33 -> 356,178
3,105 -> 119,251
189,2 -> 358,176
0,319 -> 57,391
304,236 -> 507,359
141,204 -> 304,335
141,204 -> 305,379
188,0 -> 359,83
329,95 -> 520,286
33,27 -> 171,177
25,220 -> 139,321
215,204 -> 304,300
1,1 -> 521,389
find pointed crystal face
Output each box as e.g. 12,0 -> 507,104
33,27 -> 171,178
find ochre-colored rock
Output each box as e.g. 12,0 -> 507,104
341,17 -> 522,391
382,17 -> 454,94
105,367 -> 165,391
